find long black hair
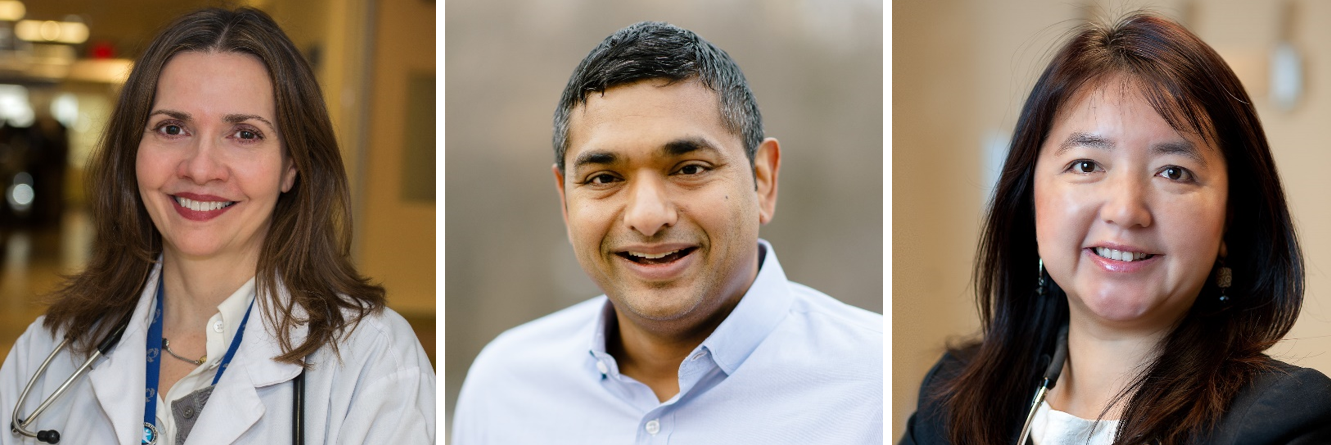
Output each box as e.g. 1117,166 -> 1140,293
939,12 -> 1303,445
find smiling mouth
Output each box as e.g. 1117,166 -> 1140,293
1093,247 -> 1155,262
617,247 -> 698,265
174,196 -> 237,212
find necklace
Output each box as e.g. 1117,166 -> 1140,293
162,338 -> 206,365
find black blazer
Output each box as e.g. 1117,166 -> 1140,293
899,352 -> 1331,445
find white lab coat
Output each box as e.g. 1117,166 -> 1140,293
0,266 -> 436,444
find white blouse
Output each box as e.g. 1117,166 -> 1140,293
1030,400 -> 1120,445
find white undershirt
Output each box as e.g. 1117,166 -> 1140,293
1030,400 -> 1120,445
153,278 -> 256,445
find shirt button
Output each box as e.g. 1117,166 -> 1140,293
596,361 -> 608,374
645,419 -> 660,435
213,321 -> 224,333
183,406 -> 195,419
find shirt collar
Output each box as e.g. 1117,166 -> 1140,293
588,239 -> 794,376
208,277 -> 256,359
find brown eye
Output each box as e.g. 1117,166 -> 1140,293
1076,161 -> 1096,173
164,125 -> 183,135
239,130 -> 257,139
588,174 -> 618,184
678,164 -> 707,175
1160,166 -> 1191,181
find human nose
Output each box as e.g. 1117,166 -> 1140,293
1101,174 -> 1152,228
177,136 -> 229,184
623,175 -> 676,237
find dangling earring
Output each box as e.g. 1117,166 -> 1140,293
1037,258 -> 1046,297
1217,261 -> 1232,303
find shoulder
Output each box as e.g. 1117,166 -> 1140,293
899,346 -> 977,445
1,316 -> 62,373
333,306 -> 432,371
467,297 -> 605,375
771,282 -> 882,377
1207,361 -> 1331,445
303,306 -> 435,443
451,298 -> 605,443
784,282 -> 883,337
0,317 -> 62,423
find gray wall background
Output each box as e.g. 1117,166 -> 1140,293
444,0 -> 884,433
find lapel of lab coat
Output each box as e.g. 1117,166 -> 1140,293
182,280 -> 308,445
86,266 -> 309,445
87,265 -> 160,444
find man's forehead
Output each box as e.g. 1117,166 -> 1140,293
564,78 -> 742,164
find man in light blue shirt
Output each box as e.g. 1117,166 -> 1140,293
451,21 -> 883,444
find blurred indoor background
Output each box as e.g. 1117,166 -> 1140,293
445,0 -> 883,436
0,0 -> 434,368
895,0 -> 1331,440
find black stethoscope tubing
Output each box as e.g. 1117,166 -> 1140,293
9,316 -> 306,445
1016,323 -> 1069,445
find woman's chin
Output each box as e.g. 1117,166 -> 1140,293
1076,294 -> 1160,325
165,241 -> 236,261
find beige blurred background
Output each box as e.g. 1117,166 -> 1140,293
894,0 -> 1331,441
444,0 -> 883,435
0,0 -> 434,368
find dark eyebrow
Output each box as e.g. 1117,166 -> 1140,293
571,137 -> 721,171
1057,132 -> 1207,166
1056,132 -> 1114,155
149,109 -> 191,121
571,150 -> 618,170
225,113 -> 276,131
662,138 -> 720,157
1151,140 -> 1206,165
148,110 -> 276,132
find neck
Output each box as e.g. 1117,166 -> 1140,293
160,247 -> 258,333
608,293 -> 741,402
607,243 -> 763,402
1048,316 -> 1171,420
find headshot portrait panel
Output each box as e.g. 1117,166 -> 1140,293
894,1 -> 1331,443
444,0 -> 883,442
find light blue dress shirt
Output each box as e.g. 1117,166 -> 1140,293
452,240 -> 883,444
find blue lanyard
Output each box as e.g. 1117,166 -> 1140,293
143,275 -> 255,444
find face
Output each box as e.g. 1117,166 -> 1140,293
137,51 -> 297,263
555,78 -> 779,330
1034,79 -> 1227,333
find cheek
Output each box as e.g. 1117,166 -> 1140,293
1033,179 -> 1093,267
1159,201 -> 1226,264
236,154 -> 291,197
135,146 -> 168,189
564,199 -> 611,248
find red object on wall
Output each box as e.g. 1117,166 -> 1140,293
90,41 -> 115,59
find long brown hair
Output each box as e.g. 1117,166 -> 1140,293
43,7 -> 384,364
938,12 -> 1303,444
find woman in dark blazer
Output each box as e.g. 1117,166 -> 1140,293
900,11 -> 1331,445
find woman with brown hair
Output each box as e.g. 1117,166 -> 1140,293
0,7 -> 434,444
901,11 -> 1330,445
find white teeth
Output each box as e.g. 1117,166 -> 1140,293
1095,247 -> 1149,262
629,249 -> 683,259
176,196 -> 234,212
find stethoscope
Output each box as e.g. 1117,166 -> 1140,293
9,313 -> 307,444
1015,323 -> 1069,445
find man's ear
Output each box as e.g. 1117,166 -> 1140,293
753,137 -> 780,224
553,164 -> 572,242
